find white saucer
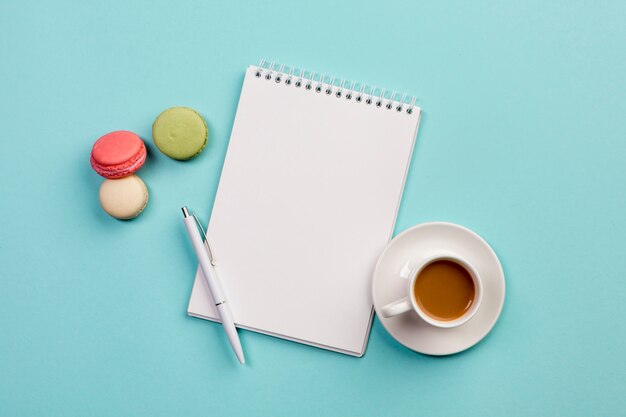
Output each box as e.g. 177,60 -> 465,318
372,222 -> 505,355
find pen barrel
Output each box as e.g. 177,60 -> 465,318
217,303 -> 245,364
184,217 -> 226,303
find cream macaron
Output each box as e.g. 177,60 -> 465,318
98,174 -> 149,220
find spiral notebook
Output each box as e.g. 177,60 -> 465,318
188,61 -> 421,356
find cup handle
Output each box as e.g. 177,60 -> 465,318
380,297 -> 413,318
399,261 -> 413,279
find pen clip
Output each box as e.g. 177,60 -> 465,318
192,214 -> 216,266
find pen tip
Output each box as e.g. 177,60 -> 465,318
181,207 -> 189,217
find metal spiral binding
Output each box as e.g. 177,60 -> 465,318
254,60 -> 418,115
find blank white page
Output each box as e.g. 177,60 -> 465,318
188,65 -> 421,356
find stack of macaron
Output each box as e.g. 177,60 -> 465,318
90,131 -> 149,219
90,106 -> 208,220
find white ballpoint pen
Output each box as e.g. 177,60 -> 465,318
182,206 -> 245,365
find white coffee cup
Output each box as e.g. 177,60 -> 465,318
380,253 -> 483,328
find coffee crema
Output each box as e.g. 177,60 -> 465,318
413,260 -> 475,321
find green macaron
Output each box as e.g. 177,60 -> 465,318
152,107 -> 208,160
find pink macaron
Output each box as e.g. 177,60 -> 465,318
90,131 -> 147,178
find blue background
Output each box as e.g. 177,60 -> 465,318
1,1 -> 625,415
